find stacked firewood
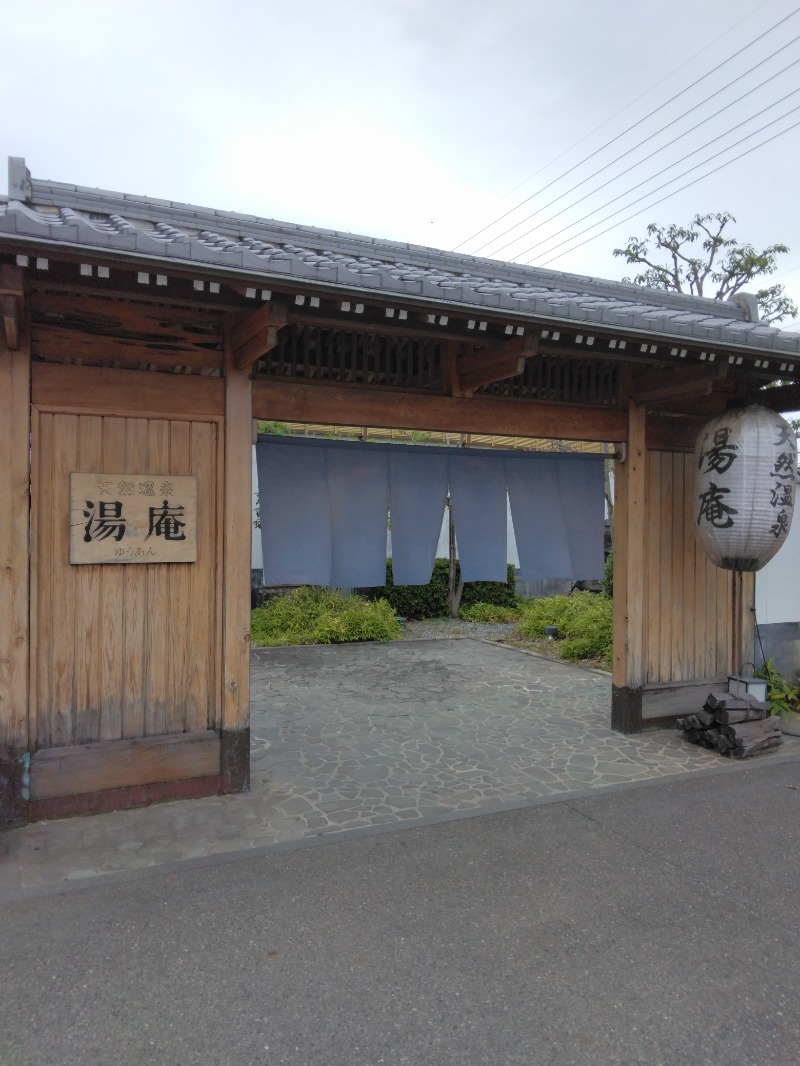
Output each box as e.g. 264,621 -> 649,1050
678,691 -> 783,758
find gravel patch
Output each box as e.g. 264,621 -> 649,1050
398,619 -> 517,641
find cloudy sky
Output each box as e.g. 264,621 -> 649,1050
3,0 -> 799,324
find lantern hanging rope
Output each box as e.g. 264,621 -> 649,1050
694,405 -> 797,572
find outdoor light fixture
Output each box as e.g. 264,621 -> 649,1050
544,626 -> 559,640
728,665 -> 768,703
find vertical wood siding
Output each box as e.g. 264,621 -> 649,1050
31,411 -> 221,746
644,451 -> 753,684
0,335 -> 31,752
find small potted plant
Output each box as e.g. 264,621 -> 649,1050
755,658 -> 800,736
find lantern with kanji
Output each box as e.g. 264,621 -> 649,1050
694,405 -> 797,572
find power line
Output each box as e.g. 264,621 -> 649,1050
478,0 -> 777,213
475,33 -> 800,257
483,58 -> 800,259
501,85 -> 800,262
526,118 -> 800,269
519,106 -> 800,263
451,5 -> 800,252
770,262 -> 800,280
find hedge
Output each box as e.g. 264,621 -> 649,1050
362,559 -> 516,619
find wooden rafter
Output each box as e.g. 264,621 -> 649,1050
0,264 -> 23,351
439,333 -> 539,397
456,334 -> 538,393
631,364 -> 748,412
232,300 -> 289,370
750,381 -> 800,413
632,377 -> 738,407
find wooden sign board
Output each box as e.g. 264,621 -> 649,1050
70,473 -> 197,564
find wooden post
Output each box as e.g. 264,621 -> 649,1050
0,303 -> 30,824
221,320 -> 253,791
612,401 -> 647,732
732,570 -> 756,677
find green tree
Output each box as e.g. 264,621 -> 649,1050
613,212 -> 797,325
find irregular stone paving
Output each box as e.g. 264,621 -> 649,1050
248,639 -> 731,825
4,640 -> 792,893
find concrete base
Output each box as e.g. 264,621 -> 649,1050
221,728 -> 250,793
0,752 -> 27,829
611,685 -> 642,733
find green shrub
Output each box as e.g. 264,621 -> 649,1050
518,592 -> 612,665
755,657 -> 800,716
459,602 -> 519,623
517,595 -> 573,638
370,560 -> 516,619
251,587 -> 402,647
602,551 -> 613,598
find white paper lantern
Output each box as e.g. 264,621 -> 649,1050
694,405 -> 797,572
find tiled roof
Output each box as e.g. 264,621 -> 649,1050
2,160 -> 799,358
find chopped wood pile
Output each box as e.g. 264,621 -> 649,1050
678,691 -> 783,758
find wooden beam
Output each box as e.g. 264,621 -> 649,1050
232,301 -> 289,371
647,414 -> 706,452
253,379 -> 627,443
29,290 -> 223,369
459,351 -> 525,392
440,341 -> 466,397
633,378 -> 714,405
31,325 -> 223,371
29,730 -> 220,800
631,364 -> 723,391
32,362 -> 224,419
457,334 -> 538,392
0,265 -> 23,351
1,295 -> 18,351
287,310 -> 473,346
749,382 -> 800,413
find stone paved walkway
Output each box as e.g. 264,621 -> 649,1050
4,639 -> 795,895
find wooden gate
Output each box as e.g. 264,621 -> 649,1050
24,363 -> 236,812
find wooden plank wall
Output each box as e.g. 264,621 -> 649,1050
30,377 -> 222,747
643,450 -> 754,688
0,328 -> 30,754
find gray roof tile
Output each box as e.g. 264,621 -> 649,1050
1,168 -> 798,357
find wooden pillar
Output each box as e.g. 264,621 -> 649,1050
611,401 -> 647,732
221,325 -> 253,792
0,295 -> 30,824
732,569 -> 756,677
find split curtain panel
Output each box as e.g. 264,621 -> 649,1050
256,437 -> 604,588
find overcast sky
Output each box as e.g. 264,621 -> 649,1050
3,0 -> 799,325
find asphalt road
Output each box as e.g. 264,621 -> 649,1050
2,757 -> 799,1066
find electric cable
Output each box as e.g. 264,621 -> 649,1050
528,117 -> 800,268
452,6 -> 800,253
480,0 -> 776,212
507,88 -> 800,263
474,33 -> 800,257
526,112 -> 800,265
484,66 -> 800,260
